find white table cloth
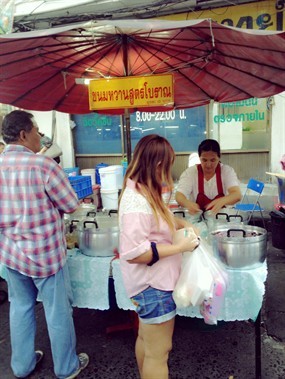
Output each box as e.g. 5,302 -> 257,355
66,249 -> 113,310
0,249 -> 267,321
0,249 -> 114,310
111,258 -> 267,322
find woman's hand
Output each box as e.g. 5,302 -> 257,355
185,201 -> 202,215
175,231 -> 200,253
206,186 -> 242,214
205,197 -> 226,214
175,191 -> 201,215
174,217 -> 200,236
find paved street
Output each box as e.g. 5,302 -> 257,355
1,229 -> 285,379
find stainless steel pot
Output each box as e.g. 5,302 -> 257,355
203,208 -> 249,230
77,219 -> 119,257
68,210 -> 97,235
63,214 -> 71,234
211,225 -> 267,270
95,209 -> 118,229
172,208 -> 202,223
68,197 -> 97,221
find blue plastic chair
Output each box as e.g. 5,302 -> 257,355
234,178 -> 265,228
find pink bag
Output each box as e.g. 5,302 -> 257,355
198,240 -> 229,325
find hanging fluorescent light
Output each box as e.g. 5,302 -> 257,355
14,0 -> 96,16
75,78 -> 90,85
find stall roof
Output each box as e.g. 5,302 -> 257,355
1,18 -> 285,115
12,0 -> 261,31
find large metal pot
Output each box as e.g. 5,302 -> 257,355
68,198 -> 97,221
77,211 -> 119,257
172,208 -> 203,223
63,214 -> 71,234
210,225 -> 267,270
95,209 -> 118,229
203,208 -> 250,230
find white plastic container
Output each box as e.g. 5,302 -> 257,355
112,165 -> 124,189
81,168 -> 96,186
99,165 -> 123,190
101,189 -> 118,210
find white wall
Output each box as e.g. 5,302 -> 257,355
270,93 -> 285,175
29,91 -> 285,177
55,112 -> 75,168
30,110 -> 75,168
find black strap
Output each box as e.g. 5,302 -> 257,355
147,242 -> 160,266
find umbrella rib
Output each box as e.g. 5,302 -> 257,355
130,38 -> 207,75
0,32 -> 121,72
131,41 -> 283,94
0,40 -> 121,81
130,33 -> 285,91
0,36 -> 126,107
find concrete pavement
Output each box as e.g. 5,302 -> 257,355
1,227 -> 285,378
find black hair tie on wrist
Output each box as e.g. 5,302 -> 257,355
147,242 -> 160,266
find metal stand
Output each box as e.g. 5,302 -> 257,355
255,310 -> 262,379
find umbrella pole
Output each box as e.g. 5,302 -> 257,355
122,35 -> 132,164
120,115 -> 125,159
124,109 -> 132,163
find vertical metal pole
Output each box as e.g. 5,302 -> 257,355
122,34 -> 132,163
255,310 -> 262,379
120,115 -> 125,159
124,109 -> 131,163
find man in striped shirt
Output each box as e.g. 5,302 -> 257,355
0,110 -> 89,379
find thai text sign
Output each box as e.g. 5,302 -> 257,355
88,74 -> 174,111
161,1 -> 284,31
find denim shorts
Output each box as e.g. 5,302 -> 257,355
131,286 -> 176,324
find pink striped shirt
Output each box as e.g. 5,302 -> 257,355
0,145 -> 79,277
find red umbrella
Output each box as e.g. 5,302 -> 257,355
1,18 -> 285,115
1,18 -> 285,161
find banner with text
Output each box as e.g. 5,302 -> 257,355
158,1 -> 284,31
88,74 -> 174,111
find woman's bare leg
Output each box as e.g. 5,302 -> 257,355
138,317 -> 175,379
135,320 -> 145,377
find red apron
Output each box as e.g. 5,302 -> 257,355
196,163 -> 224,211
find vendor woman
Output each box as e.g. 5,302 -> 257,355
175,139 -> 242,214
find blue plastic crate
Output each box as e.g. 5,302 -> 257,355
68,175 -> 93,199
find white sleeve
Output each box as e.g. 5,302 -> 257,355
221,164 -> 240,194
176,166 -> 198,200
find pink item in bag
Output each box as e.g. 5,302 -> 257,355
200,277 -> 227,325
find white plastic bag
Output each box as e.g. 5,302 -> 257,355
173,238 -> 228,325
173,247 -> 213,308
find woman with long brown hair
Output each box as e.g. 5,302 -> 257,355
119,134 -> 199,379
